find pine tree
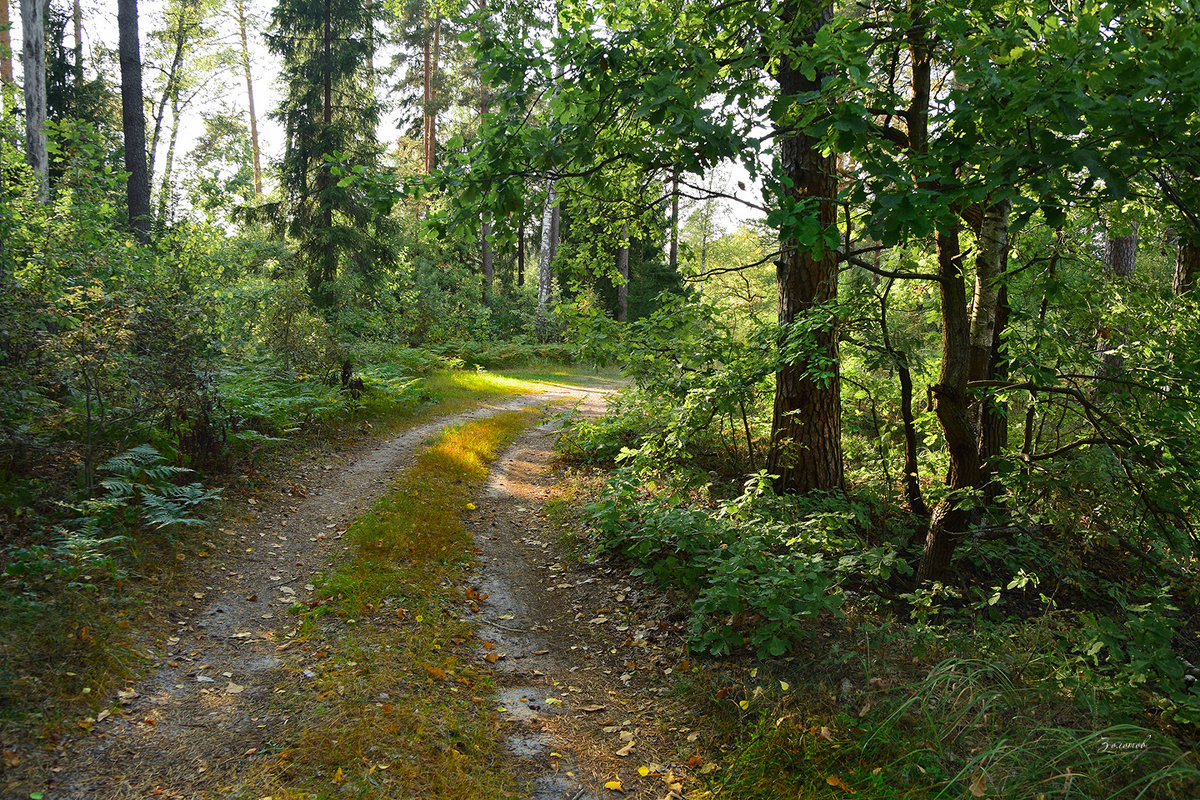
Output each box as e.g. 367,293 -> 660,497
268,0 -> 391,310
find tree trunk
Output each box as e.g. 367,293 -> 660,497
616,222 -> 629,322
968,200 -> 1011,505
517,219 -> 525,287
21,0 -> 48,202
917,227 -> 978,583
536,178 -> 557,339
148,4 -> 191,191
880,280 -> 928,517
117,0 -> 150,238
423,10 -> 440,173
668,167 -> 679,271
481,215 -> 493,302
1097,221 -> 1138,379
765,0 -> 843,495
0,0 -> 13,94
155,90 -> 183,228
72,0 -> 81,84
236,0 -> 262,197
978,284 -> 1010,504
1174,230 -> 1199,295
1105,224 -> 1138,278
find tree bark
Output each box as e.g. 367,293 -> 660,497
517,219 -> 525,287
117,0 -> 151,238
765,0 -> 843,495
668,167 -> 679,271
236,0 -> 262,197
536,178 -> 557,339
616,222 -> 629,322
21,0 -> 48,202
148,1 -> 193,192
1104,224 -> 1137,278
72,0 -> 81,84
422,10 -> 440,173
917,227 -> 978,583
1174,230 -> 1199,295
481,215 -> 493,301
0,0 -> 13,93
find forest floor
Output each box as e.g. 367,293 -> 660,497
11,377 -> 719,800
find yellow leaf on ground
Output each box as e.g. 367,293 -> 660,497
638,766 -> 650,777
604,779 -> 623,791
332,767 -> 344,784
826,775 -> 856,793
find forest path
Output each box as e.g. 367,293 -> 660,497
40,382 -> 612,799
465,396 -> 703,800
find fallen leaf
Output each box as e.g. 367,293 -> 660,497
483,653 -> 499,663
969,771 -> 987,797
544,697 -> 563,707
637,766 -> 650,777
580,704 -> 607,713
780,681 -> 790,692
686,755 -> 702,768
226,683 -> 246,694
332,766 -> 344,783
699,762 -> 717,774
820,726 -> 834,742
826,775 -> 856,793
424,666 -> 446,679
615,741 -> 634,757
2,750 -> 20,768
96,710 -> 111,722
603,779 -> 623,791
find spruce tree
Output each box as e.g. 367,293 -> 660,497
268,0 -> 390,310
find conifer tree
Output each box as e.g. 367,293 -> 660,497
268,0 -> 390,310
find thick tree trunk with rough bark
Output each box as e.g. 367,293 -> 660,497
236,0 -> 262,197
118,0 -> 150,238
765,0 -> 843,495
1174,231 -> 1199,295
21,0 -> 48,202
1105,225 -> 1138,278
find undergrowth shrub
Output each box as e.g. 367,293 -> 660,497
585,469 -> 911,658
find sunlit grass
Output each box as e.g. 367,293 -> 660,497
494,363 -> 624,389
247,408 -> 540,800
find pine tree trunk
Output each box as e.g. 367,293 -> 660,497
21,0 -> 48,202
0,0 -> 13,93
616,222 -> 629,322
1174,231 -> 1199,295
765,0 -> 843,495
117,0 -> 150,238
236,0 -> 262,197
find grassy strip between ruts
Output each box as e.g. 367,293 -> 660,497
243,407 -> 542,800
